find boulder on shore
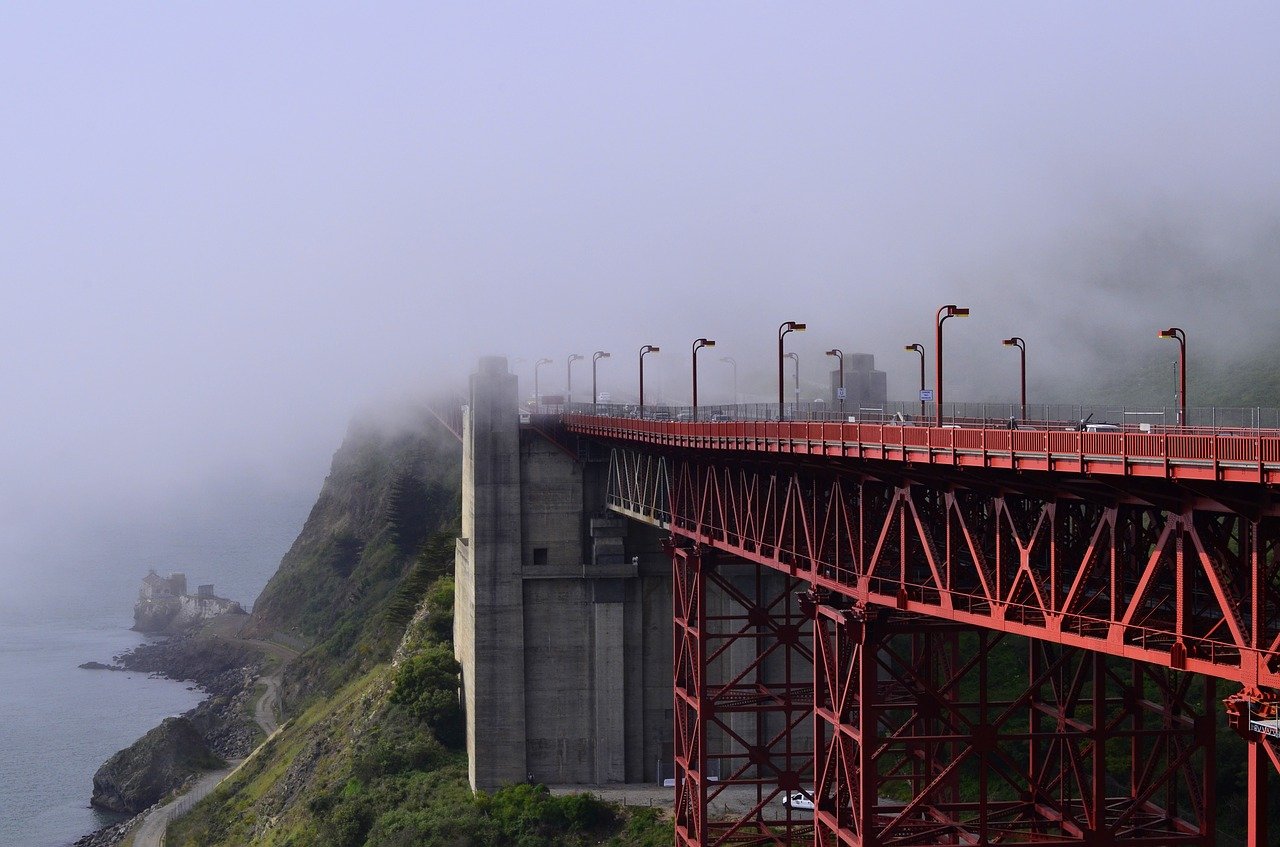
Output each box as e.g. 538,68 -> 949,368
90,717 -> 224,814
78,661 -> 121,671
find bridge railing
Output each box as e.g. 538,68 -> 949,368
569,411 -> 1280,484
563,401 -> 1280,434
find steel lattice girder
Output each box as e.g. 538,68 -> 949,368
672,543 -> 816,847
809,602 -> 1216,846
606,447 -> 1280,691
606,443 -> 1280,844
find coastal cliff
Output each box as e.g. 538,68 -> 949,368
91,718 -> 224,814
82,399 -> 670,846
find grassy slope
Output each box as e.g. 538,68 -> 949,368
166,403 -> 672,847
246,406 -> 463,707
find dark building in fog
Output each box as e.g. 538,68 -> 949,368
828,353 -> 887,416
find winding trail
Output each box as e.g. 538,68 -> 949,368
129,616 -> 299,847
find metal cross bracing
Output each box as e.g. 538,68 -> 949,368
602,444 -> 1280,690
580,418 -> 1280,845
672,543 -> 815,846
809,602 -> 1215,845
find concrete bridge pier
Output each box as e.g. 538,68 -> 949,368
455,357 -> 672,792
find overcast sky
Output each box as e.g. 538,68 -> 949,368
3,3 -> 1279,594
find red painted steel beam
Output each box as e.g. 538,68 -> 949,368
607,444 -> 1280,691
808,602 -> 1215,846
672,544 -> 815,847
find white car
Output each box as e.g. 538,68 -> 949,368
782,790 -> 815,810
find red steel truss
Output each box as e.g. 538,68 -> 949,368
672,543 -> 814,846
810,601 -> 1215,845
607,447 -> 1280,689
589,426 -> 1280,845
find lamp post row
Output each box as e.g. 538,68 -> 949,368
535,317 -> 1189,427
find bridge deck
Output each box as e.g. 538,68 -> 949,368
565,414 -> 1280,485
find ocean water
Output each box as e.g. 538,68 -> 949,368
0,609 -> 206,847
0,482 -> 315,847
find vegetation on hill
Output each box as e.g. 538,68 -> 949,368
165,403 -> 672,847
1070,335 -> 1280,412
246,407 -> 463,707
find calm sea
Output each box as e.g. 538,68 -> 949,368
0,483 -> 314,847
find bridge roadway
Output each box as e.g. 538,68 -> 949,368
567,413 -> 1280,485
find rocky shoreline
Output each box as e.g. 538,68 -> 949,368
70,623 -> 265,846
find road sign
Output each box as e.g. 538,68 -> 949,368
919,389 -> 934,402
836,387 -> 846,400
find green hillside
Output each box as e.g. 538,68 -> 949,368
164,403 -> 671,847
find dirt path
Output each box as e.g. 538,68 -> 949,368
253,669 -> 282,735
128,616 -> 299,847
131,762 -> 240,847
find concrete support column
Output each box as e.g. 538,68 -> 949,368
593,578 -> 626,783
456,356 -> 529,791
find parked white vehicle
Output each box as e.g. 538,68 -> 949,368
782,790 -> 815,810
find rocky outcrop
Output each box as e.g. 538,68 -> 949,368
134,593 -> 246,634
78,661 -> 123,671
91,717 -> 225,814
115,633 -> 263,759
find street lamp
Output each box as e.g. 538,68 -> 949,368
778,321 -> 806,420
826,348 -> 844,417
1001,336 -> 1026,420
566,353 -> 583,404
592,351 -> 610,411
692,338 -> 716,418
720,356 -> 738,406
786,352 -> 800,409
1158,327 -> 1187,426
639,344 -> 660,419
934,305 -> 970,426
534,357 -> 552,408
904,343 -> 926,419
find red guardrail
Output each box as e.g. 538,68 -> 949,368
565,414 -> 1280,485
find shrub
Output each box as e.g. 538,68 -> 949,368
390,643 -> 464,748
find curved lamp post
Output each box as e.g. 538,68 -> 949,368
692,338 -> 716,418
566,353 -> 583,404
1158,327 -> 1187,426
720,356 -> 738,406
534,357 -> 552,408
826,348 -> 844,417
1001,336 -> 1026,420
592,350 -> 610,410
639,344 -> 660,419
778,321 -> 806,420
904,343 -> 926,419
934,305 -> 970,426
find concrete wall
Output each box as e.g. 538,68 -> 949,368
456,357 -> 809,793
456,357 -> 673,792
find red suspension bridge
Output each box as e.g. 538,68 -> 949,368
561,409 -> 1280,846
